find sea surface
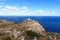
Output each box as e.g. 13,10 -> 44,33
0,16 -> 60,33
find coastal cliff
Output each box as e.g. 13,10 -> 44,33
0,19 -> 60,40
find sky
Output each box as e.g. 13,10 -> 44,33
0,0 -> 60,16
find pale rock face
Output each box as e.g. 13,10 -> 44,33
33,37 -> 37,40
19,19 -> 45,34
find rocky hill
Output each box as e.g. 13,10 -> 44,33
0,19 -> 60,40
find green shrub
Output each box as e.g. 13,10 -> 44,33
25,30 -> 40,38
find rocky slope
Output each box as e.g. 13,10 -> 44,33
0,19 -> 60,40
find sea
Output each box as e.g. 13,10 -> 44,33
0,16 -> 60,33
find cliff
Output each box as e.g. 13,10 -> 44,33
0,19 -> 60,40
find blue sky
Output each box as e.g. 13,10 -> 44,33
0,0 -> 60,16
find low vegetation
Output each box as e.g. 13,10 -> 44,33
0,19 -> 60,40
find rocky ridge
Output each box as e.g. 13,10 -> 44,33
0,19 -> 60,40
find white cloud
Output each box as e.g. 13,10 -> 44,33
0,5 -> 60,16
2,5 -> 19,14
34,10 -> 45,16
22,6 -> 28,11
22,6 -> 27,10
4,5 -> 19,10
35,10 -> 43,13
45,11 -> 60,16
34,10 -> 60,16
0,5 -> 32,16
51,11 -> 55,13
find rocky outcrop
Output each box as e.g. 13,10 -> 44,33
18,19 -> 45,34
0,19 -> 60,40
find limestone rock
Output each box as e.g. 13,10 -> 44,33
18,19 -> 45,34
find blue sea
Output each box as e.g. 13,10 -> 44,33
0,16 -> 60,33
